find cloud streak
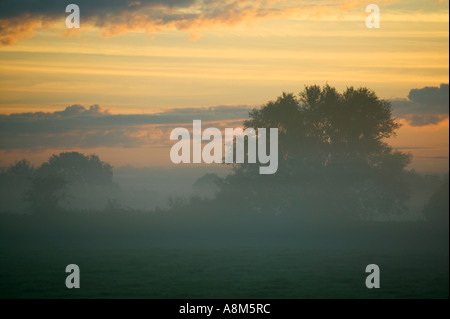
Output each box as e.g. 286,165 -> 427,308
1,84 -> 448,150
0,0 -> 380,45
0,104 -> 251,150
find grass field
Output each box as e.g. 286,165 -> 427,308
1,213 -> 448,299
1,241 -> 448,299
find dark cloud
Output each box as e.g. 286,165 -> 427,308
408,84 -> 449,108
0,0 -> 198,44
0,104 -> 252,150
0,0 -> 195,19
390,83 -> 449,126
2,83 -> 448,150
0,0 -> 349,45
55,104 -> 109,116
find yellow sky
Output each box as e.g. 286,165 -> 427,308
0,0 -> 448,171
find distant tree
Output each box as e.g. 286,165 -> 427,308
24,174 -> 68,214
38,152 -> 113,186
6,159 -> 35,179
217,85 -> 411,219
192,173 -> 221,198
24,152 -> 117,213
0,160 -> 35,214
423,177 -> 449,227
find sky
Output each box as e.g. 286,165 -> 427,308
0,0 -> 448,172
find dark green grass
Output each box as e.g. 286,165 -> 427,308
1,213 -> 448,299
0,242 -> 448,299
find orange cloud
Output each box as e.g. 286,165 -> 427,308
0,0 -> 402,45
0,15 -> 48,45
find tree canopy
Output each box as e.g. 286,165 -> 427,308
25,152 -> 115,214
38,152 -> 113,186
217,85 -> 411,219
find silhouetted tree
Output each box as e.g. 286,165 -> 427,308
25,152 -> 117,213
423,177 -> 449,228
0,160 -> 35,213
24,174 -> 67,214
5,159 -> 35,178
38,152 -> 113,186
192,173 -> 221,198
217,85 -> 411,219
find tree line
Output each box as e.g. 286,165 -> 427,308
0,85 -> 448,226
